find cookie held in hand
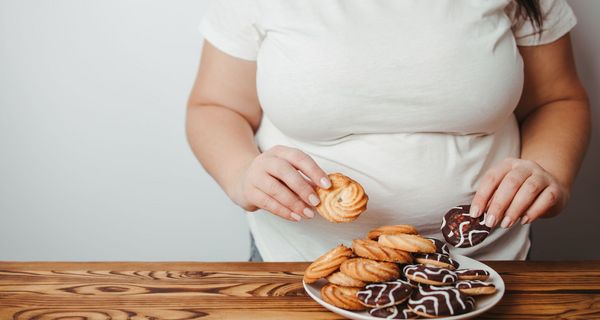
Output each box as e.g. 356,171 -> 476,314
316,173 -> 368,223
441,205 -> 491,248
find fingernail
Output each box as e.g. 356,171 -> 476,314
508,219 -> 516,228
303,207 -> 315,218
309,194 -> 320,206
290,212 -> 302,221
521,216 -> 530,225
469,205 -> 480,218
500,216 -> 512,228
320,177 -> 332,189
485,214 -> 496,228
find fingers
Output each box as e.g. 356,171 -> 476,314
242,146 -> 331,222
271,145 -> 331,189
264,156 -> 321,209
521,185 -> 561,224
471,158 -> 566,230
255,173 -> 315,219
470,159 -> 513,218
501,175 -> 547,228
484,167 -> 532,228
247,187 -> 302,222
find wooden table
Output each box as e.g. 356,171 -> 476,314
0,261 -> 599,319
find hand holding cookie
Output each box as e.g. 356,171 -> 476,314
470,158 -> 569,228
230,145 -> 331,222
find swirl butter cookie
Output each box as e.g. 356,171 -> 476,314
366,225 -> 418,240
357,280 -> 413,308
369,304 -> 419,319
408,285 -> 475,318
456,280 -> 497,295
403,264 -> 457,286
441,205 -> 491,248
413,252 -> 460,270
340,258 -> 400,282
320,283 -> 366,311
326,271 -> 366,288
378,233 -> 436,253
352,239 -> 413,263
315,173 -> 368,223
303,244 -> 353,283
455,269 -> 491,281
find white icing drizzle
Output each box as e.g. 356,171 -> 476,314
454,221 -> 471,247
455,269 -> 490,277
358,280 -> 410,307
401,308 -> 413,319
403,265 -> 457,284
425,238 -> 450,255
370,305 -> 416,319
452,213 -> 490,247
417,253 -> 458,269
388,306 -> 398,319
456,280 -> 494,289
409,285 -> 473,316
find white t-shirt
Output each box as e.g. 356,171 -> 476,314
200,0 -> 576,261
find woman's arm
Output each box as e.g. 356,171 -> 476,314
186,42 -> 330,222
470,34 -> 591,228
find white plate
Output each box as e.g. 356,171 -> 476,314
304,254 -> 504,320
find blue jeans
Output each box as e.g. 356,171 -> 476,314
249,233 -> 263,262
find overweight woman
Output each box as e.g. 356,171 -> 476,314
186,0 -> 590,261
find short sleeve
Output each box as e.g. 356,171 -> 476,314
505,0 -> 577,46
199,0 -> 262,60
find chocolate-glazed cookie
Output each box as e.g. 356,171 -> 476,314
408,285 -> 475,318
369,303 -> 419,319
357,280 -> 413,308
455,268 -> 491,281
456,280 -> 497,295
441,205 -> 491,248
403,264 -> 457,285
413,252 -> 460,270
425,237 -> 450,255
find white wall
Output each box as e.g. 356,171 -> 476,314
0,0 -> 598,261
0,0 -> 249,261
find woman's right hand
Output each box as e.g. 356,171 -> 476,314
230,145 -> 332,222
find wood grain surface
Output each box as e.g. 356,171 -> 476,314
0,261 -> 599,319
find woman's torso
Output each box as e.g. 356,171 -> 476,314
246,0 -> 530,261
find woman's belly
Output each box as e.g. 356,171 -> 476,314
249,114 -> 528,261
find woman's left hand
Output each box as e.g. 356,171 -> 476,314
469,158 -> 570,228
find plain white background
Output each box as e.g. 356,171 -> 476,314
0,0 -> 598,261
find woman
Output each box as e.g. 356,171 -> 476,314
187,0 -> 590,261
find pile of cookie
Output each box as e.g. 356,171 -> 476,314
304,223 -> 496,319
